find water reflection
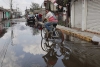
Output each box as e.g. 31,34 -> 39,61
26,22 -> 42,36
0,28 -> 7,38
3,21 -> 11,28
25,22 -> 35,27
42,49 -> 58,67
0,23 -> 7,38
0,21 -> 46,67
0,20 -> 98,67
0,20 -> 17,38
41,38 -> 71,67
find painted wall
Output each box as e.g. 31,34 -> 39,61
0,12 -> 2,21
6,12 -> 10,19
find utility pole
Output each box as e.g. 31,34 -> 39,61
10,0 -> 13,19
10,0 -> 14,46
10,0 -> 13,11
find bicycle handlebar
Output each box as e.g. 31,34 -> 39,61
43,19 -> 47,23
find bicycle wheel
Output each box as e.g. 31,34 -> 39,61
52,28 -> 64,43
41,38 -> 51,52
41,28 -> 48,39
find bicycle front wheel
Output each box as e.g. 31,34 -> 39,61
41,38 -> 50,52
41,28 -> 48,39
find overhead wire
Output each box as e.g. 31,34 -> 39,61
2,0 -> 10,6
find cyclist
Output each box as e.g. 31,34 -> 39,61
43,9 -> 58,32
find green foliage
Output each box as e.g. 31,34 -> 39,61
30,2 -> 40,11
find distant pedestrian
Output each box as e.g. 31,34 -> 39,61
34,13 -> 39,27
39,13 -> 42,21
35,13 -> 39,21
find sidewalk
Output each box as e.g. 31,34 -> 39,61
57,25 -> 100,42
38,22 -> 100,43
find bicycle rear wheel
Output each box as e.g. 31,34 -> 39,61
52,28 -> 64,43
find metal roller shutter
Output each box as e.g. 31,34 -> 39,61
87,0 -> 100,33
74,0 -> 82,28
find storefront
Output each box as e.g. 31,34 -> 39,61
86,0 -> 100,33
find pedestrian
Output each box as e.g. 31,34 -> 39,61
35,13 -> 39,21
39,13 -> 42,21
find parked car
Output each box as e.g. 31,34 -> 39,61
27,15 -> 35,25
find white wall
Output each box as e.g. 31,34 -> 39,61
71,0 -> 87,31
74,0 -> 82,29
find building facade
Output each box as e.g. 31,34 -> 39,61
0,7 -> 3,21
0,7 -> 11,21
71,0 -> 100,34
43,0 -> 100,34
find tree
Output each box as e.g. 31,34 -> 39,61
30,2 -> 40,11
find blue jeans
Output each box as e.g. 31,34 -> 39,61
44,22 -> 57,31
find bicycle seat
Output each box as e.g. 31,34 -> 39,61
53,24 -> 57,28
49,24 -> 57,28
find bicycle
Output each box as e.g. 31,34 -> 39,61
41,38 -> 71,58
41,38 -> 62,57
41,22 -> 64,43
41,38 -> 51,52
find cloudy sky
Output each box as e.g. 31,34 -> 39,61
0,0 -> 44,14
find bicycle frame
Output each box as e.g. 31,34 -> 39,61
41,22 -> 64,43
41,38 -> 71,58
41,24 -> 57,38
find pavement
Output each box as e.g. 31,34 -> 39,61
38,22 -> 100,44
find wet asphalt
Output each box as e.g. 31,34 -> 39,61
0,18 -> 100,67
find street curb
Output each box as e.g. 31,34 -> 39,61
38,22 -> 92,42
58,27 -> 92,42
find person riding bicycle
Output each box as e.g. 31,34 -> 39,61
43,9 -> 58,32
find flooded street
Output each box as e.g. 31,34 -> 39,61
0,18 -> 100,67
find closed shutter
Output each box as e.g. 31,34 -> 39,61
74,0 -> 82,28
87,0 -> 100,33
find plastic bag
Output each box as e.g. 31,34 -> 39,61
92,35 -> 100,42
